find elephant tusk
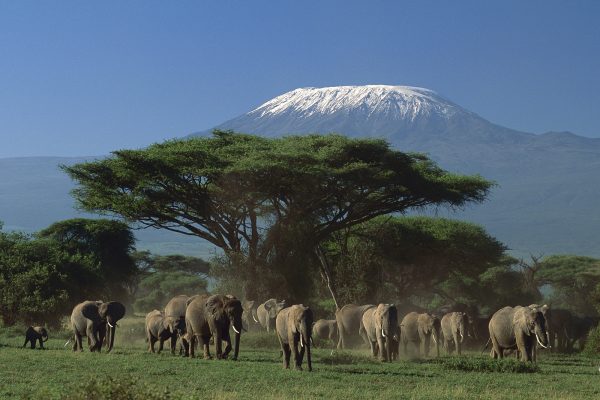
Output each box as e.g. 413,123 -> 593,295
460,332 -> 464,343
381,328 -> 386,338
252,314 -> 259,323
535,333 -> 548,349
432,334 -> 437,344
232,325 -> 240,334
300,335 -> 304,348
107,321 -> 114,328
64,339 -> 72,348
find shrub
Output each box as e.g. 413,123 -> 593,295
63,377 -> 170,400
438,356 -> 540,373
582,326 -> 600,356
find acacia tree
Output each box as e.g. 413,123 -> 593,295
63,131 -> 492,307
325,216 -> 507,306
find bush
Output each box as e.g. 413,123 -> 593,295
582,326 -> 600,356
438,356 -> 540,373
63,377 -> 171,400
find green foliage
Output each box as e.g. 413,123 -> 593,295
63,378 -> 172,400
537,255 -> 600,315
438,356 -> 540,373
134,271 -> 207,313
131,251 -> 209,313
582,326 -> 600,356
0,219 -> 138,328
63,132 -> 493,303
37,218 -> 137,302
326,216 -> 506,306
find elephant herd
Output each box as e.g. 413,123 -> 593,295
20,295 -> 599,371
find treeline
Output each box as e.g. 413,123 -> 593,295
0,219 -> 209,328
2,132 -> 600,328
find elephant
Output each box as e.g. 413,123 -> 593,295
242,300 -> 260,331
545,308 -> 573,352
164,294 -> 191,355
335,304 -> 375,349
256,298 -> 286,332
22,326 -> 48,349
441,312 -> 469,355
400,312 -> 441,358
186,294 -> 244,360
360,304 -> 398,362
145,310 -> 185,353
70,300 -> 125,352
488,306 -> 549,362
312,319 -> 338,347
567,315 -> 599,352
275,304 -> 313,371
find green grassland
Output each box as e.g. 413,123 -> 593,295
1,317 -> 599,400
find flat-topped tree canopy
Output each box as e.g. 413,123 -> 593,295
63,131 -> 493,302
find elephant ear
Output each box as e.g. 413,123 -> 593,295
100,301 -> 126,321
81,302 -> 101,321
206,295 -> 224,318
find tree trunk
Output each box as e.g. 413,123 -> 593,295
315,245 -> 340,311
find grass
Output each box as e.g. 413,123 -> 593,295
1,319 -> 600,399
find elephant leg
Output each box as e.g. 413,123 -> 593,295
490,334 -> 502,359
453,333 -> 461,355
292,338 -> 302,370
170,335 -> 177,355
202,336 -> 213,360
369,340 -> 377,357
222,337 -> 232,359
75,333 -> 83,352
283,343 -> 291,369
298,342 -> 306,368
376,337 -> 386,361
158,338 -> 165,353
215,333 -> 223,359
38,337 -> 44,349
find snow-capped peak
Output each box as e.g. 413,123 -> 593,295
248,85 -> 462,121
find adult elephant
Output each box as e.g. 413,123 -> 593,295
361,304 -> 398,362
242,300 -> 260,332
441,312 -> 468,355
164,294 -> 191,355
488,306 -> 549,362
335,304 -> 375,349
186,294 -> 244,360
312,319 -> 338,347
276,304 -> 314,371
145,310 -> 185,353
400,312 -> 440,358
70,300 -> 125,352
256,299 -> 286,332
546,308 -> 573,352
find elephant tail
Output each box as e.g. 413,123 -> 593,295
480,337 -> 491,354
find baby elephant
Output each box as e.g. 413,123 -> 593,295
145,310 -> 185,353
23,326 -> 48,349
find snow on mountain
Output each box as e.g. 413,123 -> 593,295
249,85 -> 466,121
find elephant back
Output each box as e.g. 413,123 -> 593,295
165,295 -> 189,319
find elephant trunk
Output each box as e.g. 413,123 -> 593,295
42,333 -> 49,342
306,336 -> 312,372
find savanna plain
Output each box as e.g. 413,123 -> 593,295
1,317 -> 598,400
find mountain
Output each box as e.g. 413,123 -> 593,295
196,85 -> 600,257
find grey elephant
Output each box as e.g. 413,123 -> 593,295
360,304 -> 398,362
70,300 -> 126,352
256,299 -> 286,332
312,319 -> 338,347
400,312 -> 440,358
335,304 -> 375,349
276,304 -> 313,371
488,306 -> 549,362
164,294 -> 191,355
22,326 -> 48,349
186,294 -> 244,360
242,300 -> 260,331
145,310 -> 185,353
441,312 -> 469,355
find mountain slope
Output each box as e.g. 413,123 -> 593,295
197,85 -> 600,256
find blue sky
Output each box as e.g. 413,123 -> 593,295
1,0 -> 599,157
